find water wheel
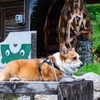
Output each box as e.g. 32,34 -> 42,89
58,0 -> 92,49
44,0 -> 66,55
44,0 -> 92,55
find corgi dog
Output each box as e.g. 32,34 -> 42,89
0,44 -> 83,82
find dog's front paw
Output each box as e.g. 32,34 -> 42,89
59,78 -> 75,82
74,78 -> 85,82
10,77 -> 20,81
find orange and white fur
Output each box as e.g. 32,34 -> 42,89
0,44 -> 83,82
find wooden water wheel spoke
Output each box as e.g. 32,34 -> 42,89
77,0 -> 80,14
76,16 -> 82,32
73,1 -> 76,14
65,16 -> 68,21
68,5 -> 70,11
70,13 -> 73,18
83,18 -> 87,29
70,23 -> 78,35
62,27 -> 65,33
79,12 -> 83,25
76,14 -> 82,18
75,13 -> 78,26
70,14 -> 76,23
67,24 -> 72,48
76,26 -> 80,32
78,18 -> 82,27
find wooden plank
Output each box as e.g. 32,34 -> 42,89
0,81 -> 58,94
0,0 -> 17,2
0,0 -> 23,7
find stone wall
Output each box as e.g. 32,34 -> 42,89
78,40 -> 93,64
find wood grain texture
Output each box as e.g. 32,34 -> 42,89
0,81 -> 57,94
31,33 -> 37,59
58,80 -> 93,100
0,0 -> 26,39
0,80 -> 93,100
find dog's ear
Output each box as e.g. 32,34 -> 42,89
72,48 -> 75,52
60,44 -> 68,56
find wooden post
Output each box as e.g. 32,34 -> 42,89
0,9 -> 4,42
31,32 -> 37,59
58,80 -> 93,100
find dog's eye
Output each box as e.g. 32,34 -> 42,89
73,57 -> 77,60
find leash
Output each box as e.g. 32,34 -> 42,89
38,58 -> 69,100
50,58 -> 64,100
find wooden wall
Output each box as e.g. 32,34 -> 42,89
0,0 -> 26,40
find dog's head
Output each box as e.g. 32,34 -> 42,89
60,44 -> 83,74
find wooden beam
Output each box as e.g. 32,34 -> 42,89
0,81 -> 58,94
0,0 -> 17,2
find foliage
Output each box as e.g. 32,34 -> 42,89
85,4 -> 100,49
75,63 -> 100,76
96,13 -> 100,23
76,4 -> 100,76
86,4 -> 100,20
96,44 -> 100,57
97,44 -> 100,52
92,19 -> 100,48
89,9 -> 100,48
77,9 -> 100,75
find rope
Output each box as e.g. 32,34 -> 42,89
50,58 -> 64,100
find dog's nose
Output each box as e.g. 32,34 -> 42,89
80,63 -> 83,67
